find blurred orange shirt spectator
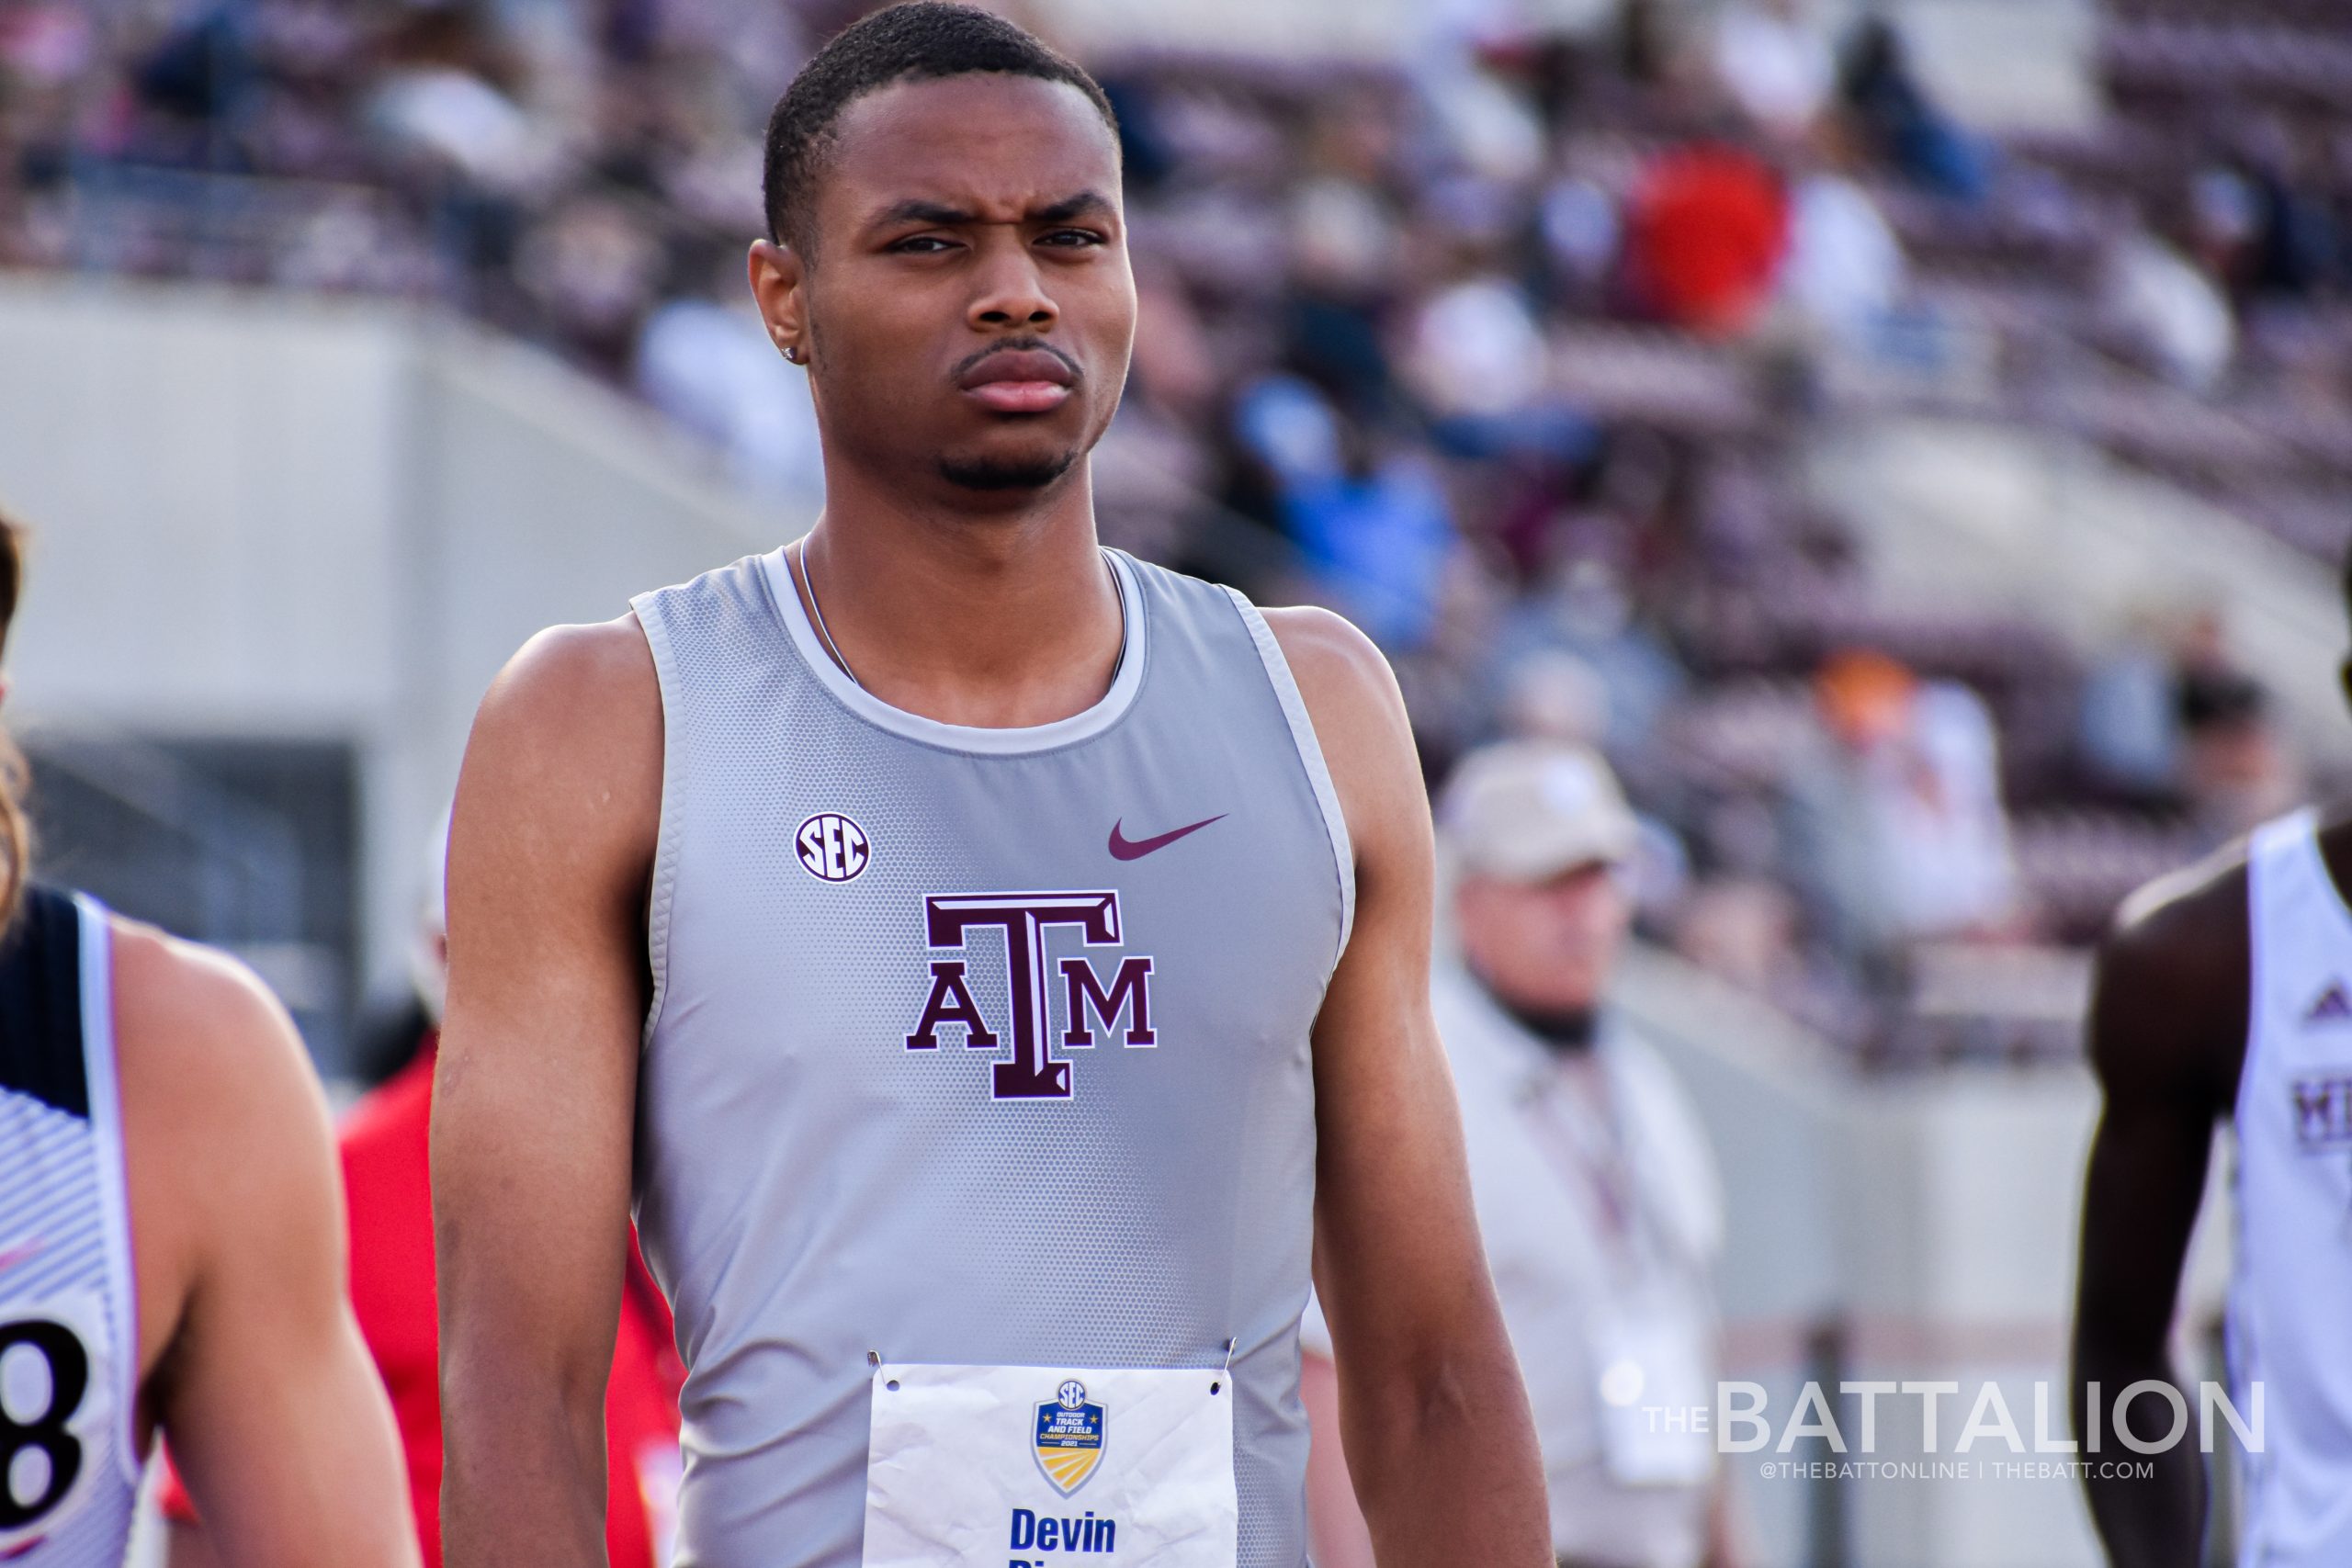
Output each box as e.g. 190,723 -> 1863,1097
159,1041 -> 684,1567
1623,145 -> 1790,334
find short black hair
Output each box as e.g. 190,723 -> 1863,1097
761,2 -> 1119,254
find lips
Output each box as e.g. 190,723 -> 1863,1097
959,348 -> 1076,414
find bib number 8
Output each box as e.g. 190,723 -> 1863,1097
0,1317 -> 91,1532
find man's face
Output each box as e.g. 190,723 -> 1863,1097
1454,862 -> 1631,1016
758,73 -> 1135,504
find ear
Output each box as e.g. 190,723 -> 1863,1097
748,240 -> 810,367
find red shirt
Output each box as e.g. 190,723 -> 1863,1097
161,1045 -> 684,1567
1623,144 -> 1791,335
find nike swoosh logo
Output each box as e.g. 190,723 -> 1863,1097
0,1237 -> 45,1275
1108,815 -> 1227,861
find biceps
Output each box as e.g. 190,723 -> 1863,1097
1311,990 -> 1489,1350
435,809 -> 646,1365
2076,1098 -> 2214,1345
164,1211 -> 411,1562
429,1022 -> 636,1373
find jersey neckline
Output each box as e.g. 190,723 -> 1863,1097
760,544 -> 1148,757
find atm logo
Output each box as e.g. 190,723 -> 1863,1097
903,892 -> 1156,1101
2291,1075 -> 2352,1149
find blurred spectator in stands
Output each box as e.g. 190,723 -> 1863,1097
2098,220 -> 2234,393
2076,606 -> 2188,802
365,6 -> 549,199
1709,0 -> 1832,138
1622,141 -> 1789,335
1306,435 -> 1459,651
1492,547 -> 1688,757
635,236 -> 822,502
1540,165 -> 1624,312
2176,667 -> 2306,845
1403,254 -> 1592,459
161,817 -> 684,1568
1280,85 -> 1408,409
2218,119 -> 2340,304
515,189 -> 664,374
1778,144 -> 1905,344
1674,875 -> 1802,997
1786,649 -> 2021,959
1304,741 -> 1737,1568
1835,16 -> 1988,202
1499,647 -> 1611,748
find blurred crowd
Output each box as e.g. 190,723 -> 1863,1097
6,0 -> 2349,1062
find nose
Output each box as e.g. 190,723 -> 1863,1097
967,237 -> 1057,334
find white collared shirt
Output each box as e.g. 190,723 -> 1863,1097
1306,964 -> 1724,1568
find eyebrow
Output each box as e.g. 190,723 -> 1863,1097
866,190 -> 1116,231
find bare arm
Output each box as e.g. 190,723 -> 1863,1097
434,618 -> 662,1568
1299,1348 -> 1376,1568
2072,859 -> 2245,1568
1267,606 -> 1551,1568
117,929 -> 416,1568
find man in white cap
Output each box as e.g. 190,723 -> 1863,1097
1305,740 -> 1739,1568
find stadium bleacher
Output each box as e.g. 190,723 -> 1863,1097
3,0 -> 2342,1076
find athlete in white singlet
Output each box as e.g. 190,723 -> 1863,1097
2075,553 -> 2352,1568
0,513 -> 416,1566
430,6 -> 1550,1568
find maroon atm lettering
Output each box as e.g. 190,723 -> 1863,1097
904,962 -> 998,1051
1061,956 -> 1155,1047
905,892 -> 1155,1100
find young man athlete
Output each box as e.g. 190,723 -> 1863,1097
432,6 -> 1549,1568
0,513 -> 417,1566
2073,554 -> 2352,1567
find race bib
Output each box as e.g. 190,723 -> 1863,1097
0,1290 -> 115,1551
861,1363 -> 1237,1567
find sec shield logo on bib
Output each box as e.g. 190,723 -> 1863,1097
1034,1379 -> 1107,1496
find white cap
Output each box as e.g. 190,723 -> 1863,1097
1439,740 -> 1639,884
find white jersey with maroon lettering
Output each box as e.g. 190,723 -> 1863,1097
2230,808 -> 2352,1566
628,548 -> 1353,1568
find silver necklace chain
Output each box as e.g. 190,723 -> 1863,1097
795,539 -> 862,688
791,539 -> 1126,696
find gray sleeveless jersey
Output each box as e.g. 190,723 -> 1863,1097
628,547 -> 1353,1568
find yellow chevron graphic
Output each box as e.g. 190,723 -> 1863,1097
1038,1448 -> 1102,1490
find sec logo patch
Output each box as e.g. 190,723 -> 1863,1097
797,813 -> 870,883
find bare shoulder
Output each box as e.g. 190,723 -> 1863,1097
1259,605 -> 1401,734
475,615 -> 661,756
110,918 -> 328,1151
457,615 -> 662,873
1259,605 -> 1421,832
2088,838 -> 2251,1105
108,919 -> 336,1373
2102,838 -> 2251,1002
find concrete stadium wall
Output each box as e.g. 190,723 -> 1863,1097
0,276 -> 802,1006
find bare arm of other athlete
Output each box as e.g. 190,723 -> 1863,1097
1265,606 -> 1552,1568
2072,854 -> 2245,1568
114,925 -> 417,1568
435,617 -> 660,1568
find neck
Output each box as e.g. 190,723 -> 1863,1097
795,457 -> 1123,728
